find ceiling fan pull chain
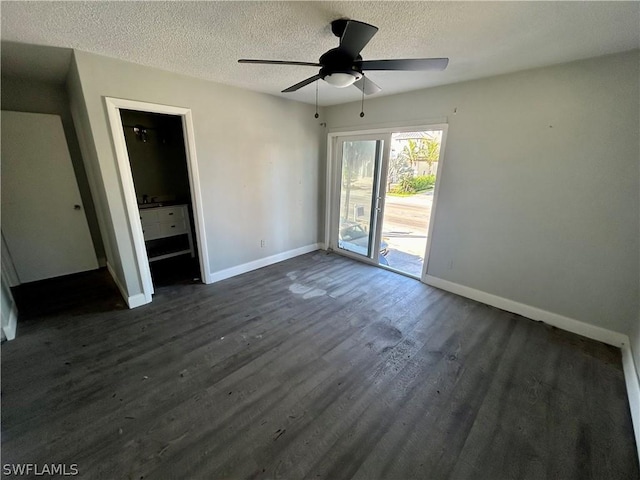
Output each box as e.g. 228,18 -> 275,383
360,76 -> 366,118
315,80 -> 319,119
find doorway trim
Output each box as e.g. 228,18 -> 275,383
326,122 -> 448,282
105,97 -> 211,304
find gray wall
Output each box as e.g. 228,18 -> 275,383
326,50 -> 640,337
70,50 -> 324,298
636,131 -> 640,374
67,55 -> 121,288
1,76 -> 105,264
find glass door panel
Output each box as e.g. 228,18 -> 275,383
337,139 -> 381,259
379,130 -> 444,277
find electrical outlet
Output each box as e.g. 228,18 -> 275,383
260,239 -> 265,248
448,260 -> 453,270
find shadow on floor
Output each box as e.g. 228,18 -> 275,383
11,255 -> 202,323
149,255 -> 201,288
11,268 -> 126,321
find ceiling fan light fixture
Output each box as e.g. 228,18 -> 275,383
323,72 -> 362,88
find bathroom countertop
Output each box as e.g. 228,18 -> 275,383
138,201 -> 186,210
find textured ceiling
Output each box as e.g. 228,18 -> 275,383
1,1 -> 639,106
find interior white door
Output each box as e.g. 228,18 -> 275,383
1,111 -> 98,283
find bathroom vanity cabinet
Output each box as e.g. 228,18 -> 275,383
139,204 -> 195,262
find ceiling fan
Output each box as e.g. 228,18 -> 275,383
238,18 -> 449,95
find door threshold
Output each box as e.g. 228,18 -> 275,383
331,250 -> 422,281
377,263 -> 422,280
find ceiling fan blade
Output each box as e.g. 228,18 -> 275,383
359,58 -> 449,71
282,74 -> 322,93
353,76 -> 382,95
339,20 -> 378,58
238,59 -> 322,67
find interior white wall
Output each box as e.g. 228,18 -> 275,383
71,50 -> 324,299
326,50 -> 640,337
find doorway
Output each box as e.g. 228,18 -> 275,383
105,98 -> 209,304
120,109 -> 199,287
328,125 -> 447,280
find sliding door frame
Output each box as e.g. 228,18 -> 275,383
326,122 -> 449,281
330,133 -> 391,267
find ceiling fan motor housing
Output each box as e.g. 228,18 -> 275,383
330,18 -> 350,37
319,48 -> 363,80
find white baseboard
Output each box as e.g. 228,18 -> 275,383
127,293 -> 151,309
106,262 -> 151,309
207,243 -> 321,284
201,268 -> 213,284
622,343 -> 640,463
423,275 -> 627,347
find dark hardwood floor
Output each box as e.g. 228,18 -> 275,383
2,251 -> 638,479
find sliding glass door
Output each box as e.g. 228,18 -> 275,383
335,135 -> 388,264
329,125 -> 448,280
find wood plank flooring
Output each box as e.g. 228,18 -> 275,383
2,251 -> 638,479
